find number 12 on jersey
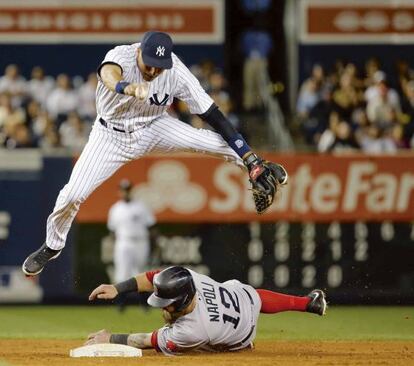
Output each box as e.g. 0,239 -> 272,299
219,287 -> 240,329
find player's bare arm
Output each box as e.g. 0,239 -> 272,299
127,333 -> 153,349
84,329 -> 153,349
100,63 -> 148,99
88,272 -> 154,301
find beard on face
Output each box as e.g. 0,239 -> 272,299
162,308 -> 184,324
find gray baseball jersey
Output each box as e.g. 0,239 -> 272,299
45,43 -> 243,251
152,269 -> 261,355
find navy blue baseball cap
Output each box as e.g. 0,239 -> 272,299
140,31 -> 173,69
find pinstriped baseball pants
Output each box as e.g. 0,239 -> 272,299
46,115 -> 244,250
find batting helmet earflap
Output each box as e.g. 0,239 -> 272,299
147,266 -> 196,312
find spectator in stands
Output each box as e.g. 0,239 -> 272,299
303,85 -> 334,144
332,71 -> 363,120
59,111 -> 90,154
39,125 -> 61,150
0,64 -> 27,108
400,80 -> 414,144
77,72 -> 98,123
297,78 -> 320,121
197,60 -> 215,90
298,64 -> 326,96
317,111 -> 339,152
390,124 -> 407,149
46,73 -> 78,124
326,119 -> 359,153
366,78 -> 401,130
27,66 -> 55,108
211,90 -> 240,130
358,124 -> 397,154
363,58 -> 381,88
365,71 -> 400,109
31,109 -> 61,150
207,69 -> 228,94
0,93 -> 26,146
395,59 -> 414,98
32,110 -> 55,142
24,99 -> 42,129
4,123 -> 35,149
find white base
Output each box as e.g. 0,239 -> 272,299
70,343 -> 143,357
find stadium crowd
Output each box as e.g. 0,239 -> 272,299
0,62 -> 235,153
297,58 -> 414,153
3,58 -> 414,154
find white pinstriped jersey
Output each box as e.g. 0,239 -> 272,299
45,42 -> 243,252
96,43 -> 214,132
108,199 -> 155,244
153,269 -> 261,355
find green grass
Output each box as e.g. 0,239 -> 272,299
0,306 -> 413,341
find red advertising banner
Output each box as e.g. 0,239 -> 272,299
0,0 -> 223,44
77,153 -> 414,223
300,0 -> 414,43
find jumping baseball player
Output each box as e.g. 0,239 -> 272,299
86,266 -> 327,355
22,30 -> 287,277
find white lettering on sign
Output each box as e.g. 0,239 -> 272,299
310,173 -> 341,213
397,173 -> 414,211
343,162 -> 376,212
210,164 -> 243,213
157,236 -> 202,264
291,164 -> 312,213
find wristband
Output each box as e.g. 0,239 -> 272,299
228,133 -> 251,158
243,152 -> 260,168
110,334 -> 129,345
115,81 -> 130,94
114,277 -> 138,294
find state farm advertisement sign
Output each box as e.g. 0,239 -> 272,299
300,0 -> 414,43
0,0 -> 223,43
77,154 -> 414,223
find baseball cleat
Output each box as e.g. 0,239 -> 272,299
306,289 -> 327,316
22,243 -> 61,276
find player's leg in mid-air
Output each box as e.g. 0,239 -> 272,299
138,114 -> 287,185
140,114 -> 245,167
256,288 -> 327,316
22,122 -> 135,276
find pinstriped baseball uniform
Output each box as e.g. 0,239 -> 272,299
46,43 -> 243,250
153,269 -> 261,355
108,199 -> 155,283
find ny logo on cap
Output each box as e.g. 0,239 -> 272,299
156,46 -> 165,57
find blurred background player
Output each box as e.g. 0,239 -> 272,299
107,179 -> 157,311
86,266 -> 327,355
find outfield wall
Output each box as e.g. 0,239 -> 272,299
0,151 -> 413,304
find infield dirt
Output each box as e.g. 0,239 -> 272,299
1,339 -> 413,366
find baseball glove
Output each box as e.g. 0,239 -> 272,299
245,154 -> 288,214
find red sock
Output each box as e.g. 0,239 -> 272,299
256,289 -> 310,313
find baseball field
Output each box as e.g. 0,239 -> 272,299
0,305 -> 412,365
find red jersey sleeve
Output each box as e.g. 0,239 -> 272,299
146,270 -> 161,284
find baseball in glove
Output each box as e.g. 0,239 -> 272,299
244,153 -> 288,214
